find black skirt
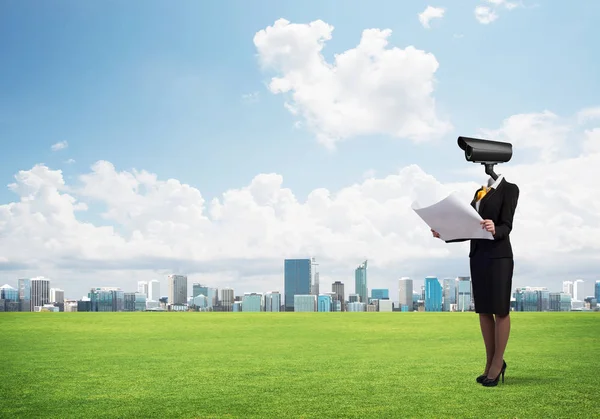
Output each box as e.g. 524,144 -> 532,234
469,256 -> 514,316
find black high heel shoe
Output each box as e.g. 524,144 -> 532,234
482,361 -> 507,387
476,360 -> 505,383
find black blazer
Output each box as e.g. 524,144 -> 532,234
447,178 -> 519,258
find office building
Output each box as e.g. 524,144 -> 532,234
193,283 -> 208,299
355,260 -> 368,304
50,288 -> 64,304
265,291 -> 281,312
425,276 -> 442,312
124,292 -> 136,311
398,278 -> 413,311
284,259 -> 312,311
596,281 -> 600,302
563,281 -> 574,298
148,280 -> 160,302
317,294 -> 332,312
346,302 -> 366,312
371,289 -> 389,300
242,293 -> 263,312
549,292 -> 572,311
31,277 -> 51,309
88,287 -> 124,312
311,258 -> 320,296
18,278 -> 32,311
332,281 -> 344,308
1,284 -> 19,301
191,295 -> 209,310
457,277 -> 471,311
221,287 -> 235,311
168,275 -> 187,306
137,281 -> 148,297
379,300 -> 393,312
294,295 -> 316,312
573,279 -> 584,302
442,278 -> 456,311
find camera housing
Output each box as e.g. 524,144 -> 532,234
457,136 -> 513,180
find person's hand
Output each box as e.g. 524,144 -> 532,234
481,219 -> 495,235
431,228 -> 441,239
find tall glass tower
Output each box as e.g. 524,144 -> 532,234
355,260 -> 368,304
284,259 -> 311,311
425,276 -> 442,312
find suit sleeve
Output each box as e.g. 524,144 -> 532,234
493,184 -> 519,240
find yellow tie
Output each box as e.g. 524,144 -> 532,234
476,186 -> 490,202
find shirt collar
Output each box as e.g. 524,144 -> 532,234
489,174 -> 504,189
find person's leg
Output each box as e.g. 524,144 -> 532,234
479,313 -> 496,374
487,313 -> 510,378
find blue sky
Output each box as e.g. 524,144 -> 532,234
2,0 -> 598,202
1,0 -> 600,298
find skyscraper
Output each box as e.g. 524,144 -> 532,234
242,293 -> 263,312
50,288 -> 64,304
332,281 -> 344,303
573,279 -> 584,302
221,287 -> 234,311
425,276 -> 442,312
371,289 -> 389,300
312,272 -> 320,296
457,277 -> 471,312
398,277 -> 413,311
265,291 -> 281,312
284,259 -> 311,311
562,281 -> 574,298
18,278 -> 31,311
148,280 -> 160,301
137,281 -> 148,297
595,281 -> 600,302
355,260 -> 368,304
168,275 -> 187,305
442,278 -> 456,311
311,258 -> 320,296
31,277 -> 50,309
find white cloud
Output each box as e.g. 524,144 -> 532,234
475,6 -> 499,24
51,141 -> 68,151
1,106 -> 599,298
418,6 -> 445,29
576,107 -> 600,123
475,0 -> 520,24
582,128 -> 600,154
253,18 -> 452,149
65,159 -> 76,164
479,110 -> 571,162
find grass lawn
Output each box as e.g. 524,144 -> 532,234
1,312 -> 599,418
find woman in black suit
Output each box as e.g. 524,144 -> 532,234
432,174 -> 519,387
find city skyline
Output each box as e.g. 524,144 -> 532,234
3,269 -> 598,310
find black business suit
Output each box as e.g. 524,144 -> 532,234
448,177 -> 519,316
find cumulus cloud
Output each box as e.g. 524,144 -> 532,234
475,0 -> 520,24
253,18 -> 452,149
418,6 -> 445,29
1,106 -> 599,298
51,141 -> 68,151
479,110 -> 571,162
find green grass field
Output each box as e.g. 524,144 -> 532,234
2,312 -> 599,418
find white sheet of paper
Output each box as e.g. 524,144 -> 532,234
412,192 -> 494,241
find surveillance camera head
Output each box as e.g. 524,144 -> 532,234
457,136 -> 513,164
